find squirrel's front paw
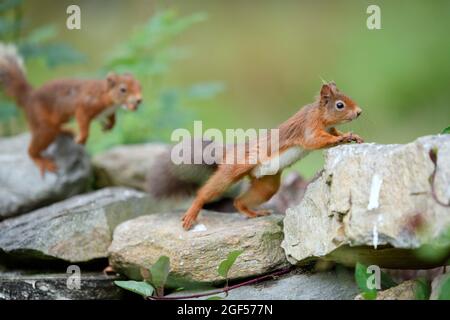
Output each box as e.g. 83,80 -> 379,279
353,134 -> 364,144
340,132 -> 364,144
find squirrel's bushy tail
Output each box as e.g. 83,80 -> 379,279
0,43 -> 32,108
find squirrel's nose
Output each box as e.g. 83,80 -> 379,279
356,108 -> 362,117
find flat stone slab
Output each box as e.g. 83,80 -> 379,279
167,268 -> 359,300
0,133 -> 92,220
108,211 -> 288,283
0,271 -> 123,300
93,143 -> 169,191
0,188 -> 161,263
282,135 -> 450,268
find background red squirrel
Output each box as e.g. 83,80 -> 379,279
182,82 -> 364,230
0,43 -> 142,176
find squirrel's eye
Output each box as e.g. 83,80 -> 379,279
335,101 -> 345,110
120,86 -> 127,93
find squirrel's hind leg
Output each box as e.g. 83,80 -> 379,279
234,173 -> 281,218
28,128 -> 59,177
182,165 -> 248,230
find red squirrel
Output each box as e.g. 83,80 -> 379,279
0,43 -> 142,176
182,82 -> 364,230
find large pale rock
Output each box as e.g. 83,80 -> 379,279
93,143 -> 169,191
0,133 -> 92,220
167,268 -> 359,300
0,188 -> 171,263
108,211 -> 288,283
283,135 -> 450,268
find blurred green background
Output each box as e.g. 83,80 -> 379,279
1,0 -> 449,178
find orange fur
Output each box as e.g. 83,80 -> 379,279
182,82 -> 364,230
0,45 -> 142,176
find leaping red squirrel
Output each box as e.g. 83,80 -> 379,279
0,43 -> 142,176
182,81 -> 364,230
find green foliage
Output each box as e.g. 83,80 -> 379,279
114,256 -> 170,298
87,10 -> 223,154
414,277 -> 431,300
0,0 -> 84,67
354,262 -> 397,300
442,126 -> 450,134
114,250 -> 245,299
114,280 -> 154,298
147,255 -> 171,296
218,250 -> 243,279
18,26 -> 84,68
435,275 -> 450,300
103,10 -> 207,77
380,271 -> 398,289
354,263 -> 377,299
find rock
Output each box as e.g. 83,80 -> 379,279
224,267 -> 359,300
282,135 -> 450,268
0,270 -> 124,300
0,188 -> 174,263
355,280 -> 419,300
167,267 -> 359,300
93,143 -> 169,191
0,133 -> 92,220
108,211 -> 288,283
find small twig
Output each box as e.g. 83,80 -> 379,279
429,149 -> 450,207
146,266 -> 293,300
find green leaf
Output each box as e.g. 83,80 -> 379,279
218,250 -> 243,279
19,42 -> 85,68
355,262 -> 397,294
415,278 -> 431,300
114,280 -> 154,297
22,25 -> 57,44
442,126 -> 450,134
361,291 -> 377,300
437,275 -> 450,300
207,296 -> 224,300
0,19 -> 23,37
355,263 -> 372,292
380,270 -> 397,289
148,256 -> 171,289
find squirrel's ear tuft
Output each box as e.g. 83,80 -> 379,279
320,83 -> 332,98
106,72 -> 118,88
320,82 -> 338,100
328,81 -> 338,93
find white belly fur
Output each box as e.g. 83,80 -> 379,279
251,146 -> 310,178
